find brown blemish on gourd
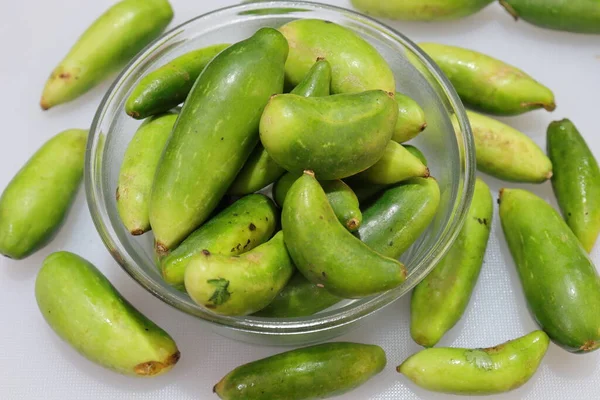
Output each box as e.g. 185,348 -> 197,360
134,351 -> 181,376
126,110 -> 141,119
521,101 -> 556,112
155,242 -> 169,257
400,266 -> 408,279
484,343 -> 506,354
580,340 -> 599,352
346,218 -> 360,231
40,99 -> 51,110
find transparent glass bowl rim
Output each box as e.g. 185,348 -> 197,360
85,0 -> 476,337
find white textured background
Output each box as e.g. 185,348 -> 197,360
1,1 -> 599,399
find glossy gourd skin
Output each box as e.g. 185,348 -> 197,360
227,144 -> 286,196
398,331 -> 549,395
117,113 -> 177,235
500,188 -> 600,353
282,172 -> 406,299
228,58 -> 332,196
466,111 -> 553,183
260,91 -> 397,180
356,177 -> 440,259
160,194 -> 278,286
547,119 -> 600,252
253,272 -> 341,318
0,129 -> 87,259
274,172 -> 362,232
404,145 -> 428,166
215,342 -> 386,400
353,141 -> 430,185
411,178 -> 493,347
280,19 -> 395,94
126,44 -> 229,119
41,0 -> 174,109
184,232 -> 294,316
35,252 -> 180,376
149,28 -> 288,253
289,58 -> 332,97
392,93 -> 427,143
419,42 -> 555,115
500,0 -> 600,34
352,0 -> 494,21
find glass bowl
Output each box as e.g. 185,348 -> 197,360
86,1 -> 475,346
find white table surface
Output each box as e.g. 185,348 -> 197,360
1,1 -> 599,399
